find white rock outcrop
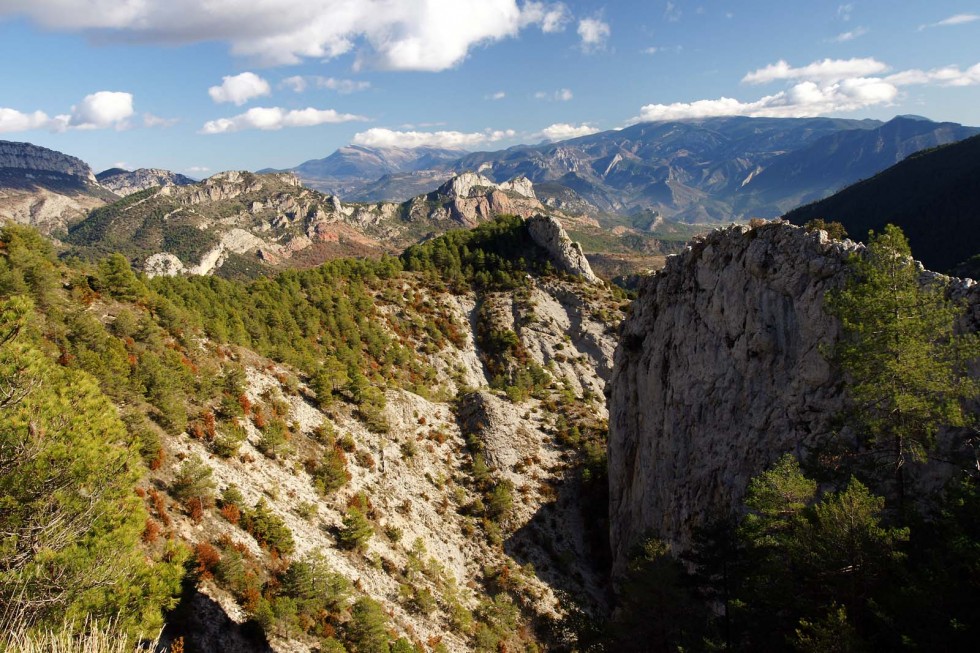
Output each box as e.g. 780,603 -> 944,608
606,221 -> 978,574
526,214 -> 601,285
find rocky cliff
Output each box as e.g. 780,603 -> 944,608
0,140 -> 97,183
607,221 -> 978,574
96,167 -> 195,197
0,140 -> 111,233
527,214 -> 601,285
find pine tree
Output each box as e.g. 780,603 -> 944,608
827,225 -> 979,507
0,296 -> 184,634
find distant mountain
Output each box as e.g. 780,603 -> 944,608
96,167 -> 196,197
784,133 -> 980,273
453,116 -> 887,221
0,140 -> 115,233
735,116 -> 980,215
268,145 -> 467,196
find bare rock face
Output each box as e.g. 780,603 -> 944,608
608,223 -> 858,572
526,214 -> 601,285
0,140 -> 97,183
607,221 -> 979,574
96,167 -> 195,196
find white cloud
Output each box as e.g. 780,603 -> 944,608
635,78 -> 899,121
201,106 -> 367,134
920,13 -> 980,29
351,127 -> 515,149
536,123 -> 600,141
577,17 -> 610,51
520,2 -> 571,33
664,1 -> 681,22
68,91 -> 134,129
742,58 -> 889,84
281,76 -> 307,93
885,63 -> 980,87
0,108 -> 55,133
534,88 -> 573,101
1,91 -> 135,133
633,56 -> 980,123
837,4 -> 853,21
831,26 -> 868,42
208,72 -> 270,105
185,166 -> 211,174
486,91 -> 507,100
143,113 -> 178,128
1,1 -> 567,71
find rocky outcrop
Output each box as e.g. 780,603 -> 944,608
0,140 -> 97,183
96,167 -> 195,196
527,214 -> 601,285
607,221 -> 980,574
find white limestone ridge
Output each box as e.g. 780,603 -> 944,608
606,221 -> 980,575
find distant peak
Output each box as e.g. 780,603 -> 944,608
893,114 -> 934,123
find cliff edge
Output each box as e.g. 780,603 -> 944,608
607,220 -> 977,574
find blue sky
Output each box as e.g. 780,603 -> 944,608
1,1 -> 978,175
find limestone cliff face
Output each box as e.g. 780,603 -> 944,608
0,140 -> 97,183
527,214 -> 601,285
608,223 -> 850,571
607,221 -> 980,574
96,167 -> 195,196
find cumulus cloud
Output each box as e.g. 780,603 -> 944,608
536,123 -> 600,141
520,2 -> 571,33
577,17 -> 610,51
632,56 -> 980,123
351,127 -> 515,149
68,91 -> 134,129
831,26 -> 868,42
743,58 -> 889,84
486,91 -> 507,100
0,108 -> 54,133
208,72 -> 270,105
920,13 -> 979,30
201,106 -> 367,134
0,1 -> 570,71
1,90 -> 135,133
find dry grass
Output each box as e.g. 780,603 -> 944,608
0,617 -> 163,653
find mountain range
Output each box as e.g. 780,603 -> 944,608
274,116 -> 979,223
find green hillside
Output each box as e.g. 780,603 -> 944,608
784,134 -> 980,273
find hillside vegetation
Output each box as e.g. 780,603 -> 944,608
784,133 -> 980,272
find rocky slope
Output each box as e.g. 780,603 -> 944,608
96,167 -> 196,197
66,169 -> 587,279
607,221 -> 980,573
0,140 -> 114,233
147,272 -> 622,651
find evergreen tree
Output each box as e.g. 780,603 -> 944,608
0,296 -> 184,634
827,225 -> 979,506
